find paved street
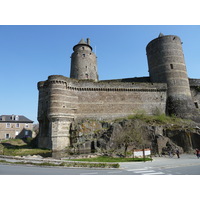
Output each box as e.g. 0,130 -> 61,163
0,154 -> 200,175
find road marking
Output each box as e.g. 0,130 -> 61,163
142,172 -> 165,175
127,168 -> 149,171
107,171 -> 123,174
134,170 -> 155,173
80,172 -> 98,175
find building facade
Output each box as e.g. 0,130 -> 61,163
0,115 -> 33,140
37,35 -> 200,151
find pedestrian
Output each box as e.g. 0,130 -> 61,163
168,150 -> 173,158
175,148 -> 180,158
195,149 -> 200,159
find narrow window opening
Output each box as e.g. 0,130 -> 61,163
5,133 -> 10,139
86,73 -> 89,79
82,54 -> 85,57
195,102 -> 199,108
170,64 -> 174,69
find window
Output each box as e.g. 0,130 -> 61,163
15,131 -> 19,136
25,130 -> 29,136
16,123 -> 20,128
170,64 -> 174,69
195,102 -> 199,108
5,133 -> 10,139
85,73 -> 89,79
6,123 -> 11,128
25,123 -> 29,128
82,54 -> 85,57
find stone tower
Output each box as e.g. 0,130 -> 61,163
146,34 -> 198,119
70,38 -> 98,81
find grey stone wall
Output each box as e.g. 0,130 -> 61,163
37,75 -> 167,150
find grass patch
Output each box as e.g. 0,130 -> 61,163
127,112 -> 192,126
0,159 -> 119,168
67,156 -> 152,162
2,148 -> 51,156
0,139 -> 51,156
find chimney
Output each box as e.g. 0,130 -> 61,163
11,114 -> 15,120
87,38 -> 90,45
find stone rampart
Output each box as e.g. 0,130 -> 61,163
44,75 -> 167,120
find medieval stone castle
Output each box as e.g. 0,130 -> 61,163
37,34 -> 200,151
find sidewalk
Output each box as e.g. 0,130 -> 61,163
120,154 -> 200,170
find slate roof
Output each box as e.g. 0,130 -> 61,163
73,38 -> 92,51
78,38 -> 87,44
0,115 -> 34,123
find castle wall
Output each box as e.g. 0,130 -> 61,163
66,78 -> 167,119
37,75 -> 167,150
189,79 -> 200,109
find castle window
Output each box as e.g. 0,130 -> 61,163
16,123 -> 20,128
82,47 -> 85,50
170,64 -> 174,69
82,54 -> 85,57
195,102 -> 199,108
85,73 -> 89,79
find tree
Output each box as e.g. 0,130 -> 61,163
111,119 -> 144,157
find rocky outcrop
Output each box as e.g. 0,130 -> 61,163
68,118 -> 200,156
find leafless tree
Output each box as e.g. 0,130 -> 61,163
111,120 -> 144,157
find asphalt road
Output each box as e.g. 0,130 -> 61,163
0,154 -> 200,175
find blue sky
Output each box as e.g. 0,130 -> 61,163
1,25 -> 200,123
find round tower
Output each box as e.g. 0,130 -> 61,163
70,38 -> 98,81
146,34 -> 198,119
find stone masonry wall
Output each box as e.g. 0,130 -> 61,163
51,75 -> 167,120
37,75 -> 167,150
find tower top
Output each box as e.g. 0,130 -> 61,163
158,33 -> 164,37
73,38 -> 92,51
